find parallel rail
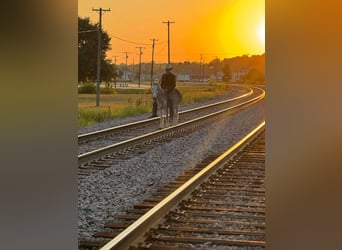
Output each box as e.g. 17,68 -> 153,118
78,88 -> 264,167
79,121 -> 265,249
78,88 -> 253,144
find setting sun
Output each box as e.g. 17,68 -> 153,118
218,0 -> 265,58
257,19 -> 265,45
78,0 -> 265,63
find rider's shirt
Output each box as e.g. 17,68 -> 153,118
161,72 -> 176,92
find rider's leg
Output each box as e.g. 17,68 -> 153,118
151,98 -> 157,117
168,93 -> 173,120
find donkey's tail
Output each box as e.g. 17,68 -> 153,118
174,88 -> 182,102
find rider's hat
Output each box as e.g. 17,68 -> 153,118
165,64 -> 173,70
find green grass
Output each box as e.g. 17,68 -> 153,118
78,81 -> 230,128
178,82 -> 229,104
78,105 -> 150,127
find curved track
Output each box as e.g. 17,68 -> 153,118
79,122 -> 265,250
78,87 -> 264,178
78,87 -> 257,156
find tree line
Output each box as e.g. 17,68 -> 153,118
78,17 -> 264,84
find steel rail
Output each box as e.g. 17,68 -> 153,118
99,121 -> 265,250
78,90 -> 265,166
78,88 -> 264,166
78,88 -> 253,143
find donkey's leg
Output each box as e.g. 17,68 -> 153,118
165,103 -> 170,127
170,107 -> 174,125
174,106 -> 179,125
159,108 -> 164,129
169,102 -> 174,126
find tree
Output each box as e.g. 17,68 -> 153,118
209,58 -> 220,81
221,63 -> 232,83
246,68 -> 265,84
78,17 -> 116,83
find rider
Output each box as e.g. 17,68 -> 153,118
160,64 -> 176,119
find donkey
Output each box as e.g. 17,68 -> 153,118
152,84 -> 182,129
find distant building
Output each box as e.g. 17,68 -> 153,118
177,74 -> 191,82
122,71 -> 133,81
232,71 -> 247,82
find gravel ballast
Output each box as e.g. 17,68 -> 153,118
78,92 -> 265,240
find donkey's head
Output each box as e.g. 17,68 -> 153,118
152,84 -> 160,99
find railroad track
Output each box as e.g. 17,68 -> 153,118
78,87 -> 264,178
79,121 -> 265,249
78,86 -> 254,153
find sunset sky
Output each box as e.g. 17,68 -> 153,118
78,0 -> 265,64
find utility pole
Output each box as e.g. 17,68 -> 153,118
123,52 -> 129,87
202,58 -> 205,82
92,7 -> 110,106
162,20 -> 174,64
132,56 -> 135,83
113,55 -> 118,65
112,56 -> 118,88
199,54 -> 203,82
136,46 -> 144,88
150,38 -> 158,88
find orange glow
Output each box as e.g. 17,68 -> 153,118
78,0 -> 265,64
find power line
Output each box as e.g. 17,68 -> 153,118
109,33 -> 166,46
154,42 -> 168,55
